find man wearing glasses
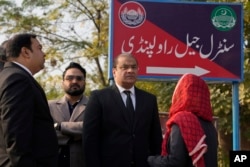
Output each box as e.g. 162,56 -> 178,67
83,53 -> 162,167
48,62 -> 88,167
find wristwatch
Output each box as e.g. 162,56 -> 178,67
54,123 -> 61,131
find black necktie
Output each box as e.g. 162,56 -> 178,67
124,90 -> 135,124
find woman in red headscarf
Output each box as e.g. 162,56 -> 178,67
148,73 -> 218,167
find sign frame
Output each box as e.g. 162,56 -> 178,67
108,0 -> 244,82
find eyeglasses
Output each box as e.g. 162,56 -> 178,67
64,75 -> 85,81
116,65 -> 138,70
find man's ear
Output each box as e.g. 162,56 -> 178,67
21,47 -> 30,58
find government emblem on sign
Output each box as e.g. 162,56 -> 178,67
118,1 -> 146,28
211,6 -> 237,31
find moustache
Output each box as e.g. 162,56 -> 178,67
70,84 -> 80,88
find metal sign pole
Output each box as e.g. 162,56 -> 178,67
232,82 -> 240,150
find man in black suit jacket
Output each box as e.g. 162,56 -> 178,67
83,53 -> 162,167
0,33 -> 58,167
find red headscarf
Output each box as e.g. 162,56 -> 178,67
161,74 -> 213,167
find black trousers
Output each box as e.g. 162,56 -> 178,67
130,161 -> 136,167
58,145 -> 70,167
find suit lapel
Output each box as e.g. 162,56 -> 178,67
111,85 -> 131,126
56,97 -> 71,121
70,95 -> 88,121
133,87 -> 144,131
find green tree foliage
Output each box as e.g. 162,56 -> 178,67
0,0 -> 110,97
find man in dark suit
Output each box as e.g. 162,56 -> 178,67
0,33 -> 58,167
83,53 -> 163,167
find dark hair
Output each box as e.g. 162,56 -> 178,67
0,46 -> 6,62
0,40 -> 8,62
62,62 -> 86,79
0,46 -> 6,71
6,33 -> 37,59
0,40 -> 8,71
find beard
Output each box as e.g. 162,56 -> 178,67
65,86 -> 85,96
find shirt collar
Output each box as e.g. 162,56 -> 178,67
12,61 -> 32,76
116,83 -> 135,95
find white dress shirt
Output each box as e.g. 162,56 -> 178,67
116,84 -> 135,110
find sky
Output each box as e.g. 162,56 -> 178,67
0,0 -> 22,44
1,0 -> 93,44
